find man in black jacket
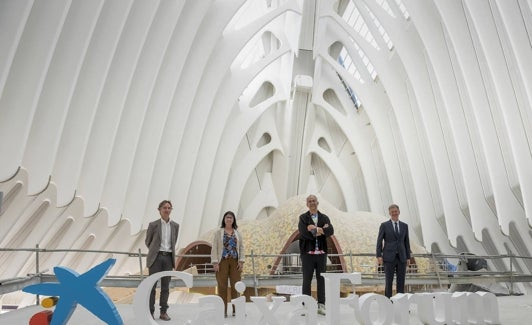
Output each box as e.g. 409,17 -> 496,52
298,195 -> 334,315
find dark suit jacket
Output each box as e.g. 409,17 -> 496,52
376,220 -> 410,263
145,219 -> 180,269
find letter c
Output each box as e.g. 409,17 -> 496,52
132,271 -> 193,324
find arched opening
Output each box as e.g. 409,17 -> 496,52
269,230 -> 345,275
175,241 -> 212,274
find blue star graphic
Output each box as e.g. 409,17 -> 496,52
23,258 -> 123,325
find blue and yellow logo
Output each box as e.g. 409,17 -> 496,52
23,259 -> 123,325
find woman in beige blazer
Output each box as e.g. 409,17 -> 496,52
210,211 -> 245,317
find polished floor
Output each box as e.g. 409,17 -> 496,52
1,294 -> 532,324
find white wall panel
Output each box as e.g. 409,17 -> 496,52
22,0 -> 104,195
466,0 -> 532,228
0,0 -> 70,181
440,1 -> 524,238
493,0 -> 532,152
0,0 -> 33,110
115,0 -> 184,232
52,0 -> 133,207
144,0 -> 213,232
407,0 -> 497,247
380,0 -> 476,248
358,0 -> 452,252
78,0 -> 157,220
124,1 -> 190,233
98,0 -> 160,225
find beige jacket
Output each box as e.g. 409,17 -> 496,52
210,228 -> 245,265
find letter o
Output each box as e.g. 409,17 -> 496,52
359,293 -> 393,325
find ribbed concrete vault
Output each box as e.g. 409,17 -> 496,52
1,0 -> 532,300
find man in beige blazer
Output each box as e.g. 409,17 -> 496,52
145,200 -> 180,321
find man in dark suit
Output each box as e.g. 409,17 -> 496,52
376,204 -> 411,298
145,200 -> 180,321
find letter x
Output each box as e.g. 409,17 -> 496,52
250,296 -> 285,325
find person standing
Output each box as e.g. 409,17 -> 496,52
211,211 -> 245,317
376,204 -> 411,298
298,195 -> 334,316
145,200 -> 180,321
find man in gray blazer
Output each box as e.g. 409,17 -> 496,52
145,200 -> 180,321
376,204 -> 411,298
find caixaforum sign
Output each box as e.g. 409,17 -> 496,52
25,259 -> 501,325
135,271 -> 501,325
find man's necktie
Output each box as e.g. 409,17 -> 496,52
394,222 -> 398,234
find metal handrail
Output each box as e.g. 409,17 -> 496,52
1,246 -> 531,297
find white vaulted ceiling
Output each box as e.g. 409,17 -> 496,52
1,0 -> 532,289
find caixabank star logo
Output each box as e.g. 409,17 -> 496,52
23,259 -> 123,325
